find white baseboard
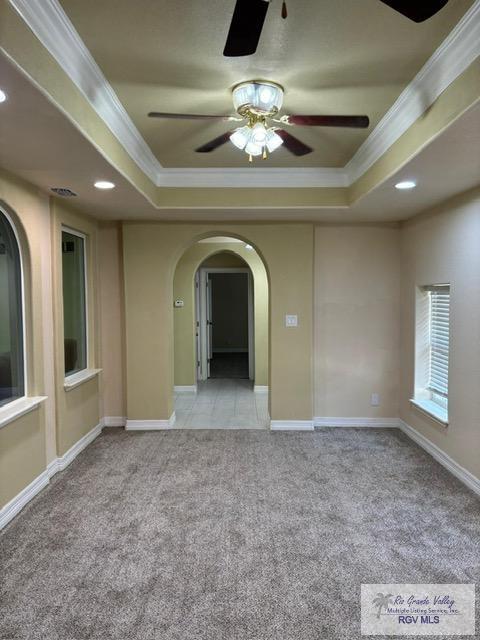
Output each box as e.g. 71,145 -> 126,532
399,420 -> 480,497
0,421 -> 103,530
102,416 -> 126,427
174,385 -> 197,394
47,422 -> 103,478
314,417 -> 399,428
0,470 -> 50,530
254,385 -> 268,394
126,412 -> 176,430
270,420 -> 314,431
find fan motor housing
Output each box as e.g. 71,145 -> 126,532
232,80 -> 284,117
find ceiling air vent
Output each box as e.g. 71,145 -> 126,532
51,187 -> 77,197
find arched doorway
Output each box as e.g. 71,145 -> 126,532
172,235 -> 269,428
122,221 -> 314,431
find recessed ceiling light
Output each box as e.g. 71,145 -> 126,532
0,89 -> 7,103
94,180 -> 115,190
395,180 -> 416,190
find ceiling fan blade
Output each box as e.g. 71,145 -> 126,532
379,0 -> 449,22
285,115 -> 370,128
276,130 -> 313,156
195,132 -> 232,153
223,0 -> 270,57
148,112 -> 234,121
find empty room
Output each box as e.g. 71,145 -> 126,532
0,0 -> 479,638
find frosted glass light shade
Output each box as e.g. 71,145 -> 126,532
251,123 -> 267,144
265,129 -> 283,152
230,126 -> 251,150
245,140 -> 263,156
232,81 -> 283,115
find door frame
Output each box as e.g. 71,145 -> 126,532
197,267 -> 254,382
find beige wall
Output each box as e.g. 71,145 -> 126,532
0,168 -> 103,510
123,224 -> 313,421
173,243 -> 268,387
52,201 -> 101,455
314,224 -> 401,418
0,170 -> 52,507
99,223 -> 126,419
400,187 -> 480,480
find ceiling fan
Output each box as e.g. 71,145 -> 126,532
148,80 -> 369,161
223,0 -> 450,57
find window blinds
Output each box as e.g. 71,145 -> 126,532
428,286 -> 450,397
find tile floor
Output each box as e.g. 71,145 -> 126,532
174,379 -> 269,429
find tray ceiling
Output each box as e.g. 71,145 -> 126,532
58,0 -> 475,168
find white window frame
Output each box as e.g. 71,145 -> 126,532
411,284 -> 450,426
0,205 -> 46,429
62,226 -> 91,388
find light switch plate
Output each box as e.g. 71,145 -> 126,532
285,315 -> 298,327
371,393 -> 380,406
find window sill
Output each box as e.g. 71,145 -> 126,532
64,368 -> 102,392
0,396 -> 47,430
410,398 -> 448,427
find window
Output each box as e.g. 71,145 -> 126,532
0,209 -> 25,407
62,229 -> 87,377
427,286 -> 450,409
412,284 -> 450,424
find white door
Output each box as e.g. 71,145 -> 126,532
247,272 -> 254,380
195,271 -> 201,381
206,276 -> 213,378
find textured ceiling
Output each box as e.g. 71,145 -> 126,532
59,0 -> 474,168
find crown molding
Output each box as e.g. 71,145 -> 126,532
156,167 -> 348,188
8,0 -> 162,183
8,0 -> 480,190
345,0 -> 480,183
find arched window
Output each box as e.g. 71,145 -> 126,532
0,208 -> 24,406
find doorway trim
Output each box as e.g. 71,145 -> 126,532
197,267 -> 254,382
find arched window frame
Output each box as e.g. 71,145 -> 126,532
0,204 -> 27,408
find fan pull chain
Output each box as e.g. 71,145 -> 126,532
281,1 -> 287,19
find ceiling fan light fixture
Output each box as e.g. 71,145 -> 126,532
230,126 -> 250,150
232,81 -> 283,116
244,140 -> 263,156
265,129 -> 283,152
251,122 -> 267,144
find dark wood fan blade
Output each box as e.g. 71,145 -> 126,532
223,0 -> 270,57
286,115 -> 370,128
148,112 -> 232,121
379,0 -> 448,22
276,130 -> 313,156
195,132 -> 232,153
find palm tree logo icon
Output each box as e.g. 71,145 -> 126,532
372,593 -> 394,619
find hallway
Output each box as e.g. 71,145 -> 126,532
209,352 -> 249,379
174,379 -> 269,429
